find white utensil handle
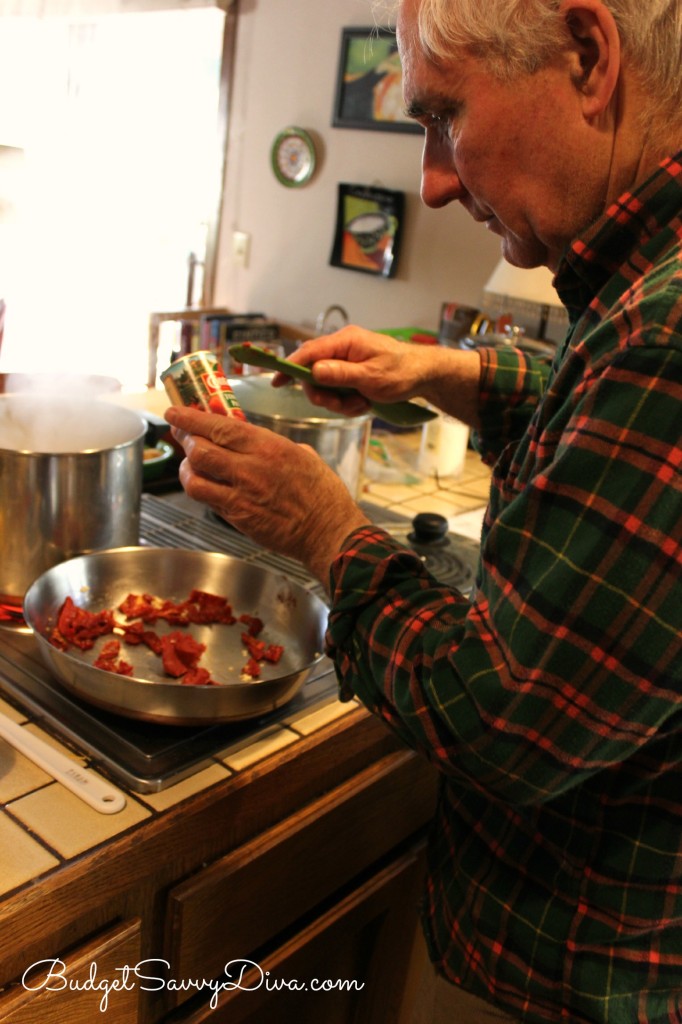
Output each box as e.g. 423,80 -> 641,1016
0,712 -> 126,814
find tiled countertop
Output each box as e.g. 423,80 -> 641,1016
0,418 -> 491,904
362,426 -> 492,529
0,684 -> 360,898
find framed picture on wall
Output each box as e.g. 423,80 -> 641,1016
330,183 -> 405,278
332,26 -> 423,134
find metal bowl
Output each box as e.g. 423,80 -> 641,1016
23,547 -> 328,725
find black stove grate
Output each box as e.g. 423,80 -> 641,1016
139,495 -> 324,596
139,493 -> 480,594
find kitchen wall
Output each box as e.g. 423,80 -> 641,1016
212,0 -> 502,335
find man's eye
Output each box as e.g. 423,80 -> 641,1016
417,112 -> 443,130
426,113 -> 455,140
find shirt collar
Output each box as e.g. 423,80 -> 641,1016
554,150 -> 682,324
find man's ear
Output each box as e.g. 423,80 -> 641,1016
560,0 -> 621,121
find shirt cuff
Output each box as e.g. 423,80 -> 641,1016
326,525 -> 444,702
474,346 -> 549,463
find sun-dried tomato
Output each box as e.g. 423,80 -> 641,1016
116,620 -> 144,644
94,639 -> 134,676
116,620 -> 163,655
118,592 -> 189,626
142,631 -> 163,656
55,596 -> 114,650
118,592 -> 159,621
49,590 -> 284,687
159,631 -> 206,678
242,657 -> 261,679
185,589 -> 236,625
182,667 -> 217,686
263,643 -> 284,664
48,629 -> 69,652
238,614 -> 264,636
118,589 -> 236,627
241,632 -> 266,661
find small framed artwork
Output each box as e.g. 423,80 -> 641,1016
332,26 -> 422,134
330,183 -> 405,278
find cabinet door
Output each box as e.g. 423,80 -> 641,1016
170,844 -> 425,1024
165,749 -> 436,999
0,919 -> 141,1024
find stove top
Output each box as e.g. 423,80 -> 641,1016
0,629 -> 337,794
375,510 -> 480,593
203,504 -> 480,593
0,494 -> 480,793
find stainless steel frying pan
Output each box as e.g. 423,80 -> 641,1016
23,547 -> 328,725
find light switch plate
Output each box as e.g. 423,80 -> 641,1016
232,230 -> 250,268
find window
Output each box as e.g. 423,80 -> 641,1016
0,8 -> 225,388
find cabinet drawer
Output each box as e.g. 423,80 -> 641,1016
0,918 -> 141,1024
168,844 -> 425,1024
166,749 -> 436,999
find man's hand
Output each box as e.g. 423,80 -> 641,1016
165,406 -> 370,587
273,326 -> 481,428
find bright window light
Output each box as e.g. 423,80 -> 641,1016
0,9 -> 224,389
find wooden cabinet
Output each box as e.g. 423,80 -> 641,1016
164,749 -> 434,1020
166,749 -> 432,993
0,919 -> 142,1024
0,711 -> 438,1024
170,846 -> 425,1024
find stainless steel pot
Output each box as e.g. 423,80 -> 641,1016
229,376 -> 371,498
0,394 -> 146,605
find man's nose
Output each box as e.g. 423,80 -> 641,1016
420,130 -> 464,208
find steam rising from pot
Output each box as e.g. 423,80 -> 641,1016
0,394 -> 143,454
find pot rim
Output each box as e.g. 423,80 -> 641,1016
230,377 -> 371,428
244,408 -> 370,429
0,436 -> 145,457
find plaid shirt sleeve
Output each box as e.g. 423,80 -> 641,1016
326,334 -> 682,806
473,346 -> 551,465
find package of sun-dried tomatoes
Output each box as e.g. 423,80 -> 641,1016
161,350 -> 246,418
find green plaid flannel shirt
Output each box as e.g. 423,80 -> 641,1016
326,153 -> 682,1023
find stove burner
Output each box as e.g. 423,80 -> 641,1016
0,629 -> 337,793
385,512 -> 479,593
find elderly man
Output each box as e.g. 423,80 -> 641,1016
166,0 -> 682,1020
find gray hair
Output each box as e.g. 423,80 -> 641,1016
383,0 -> 682,128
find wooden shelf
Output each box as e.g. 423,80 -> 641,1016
147,309 -> 316,388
